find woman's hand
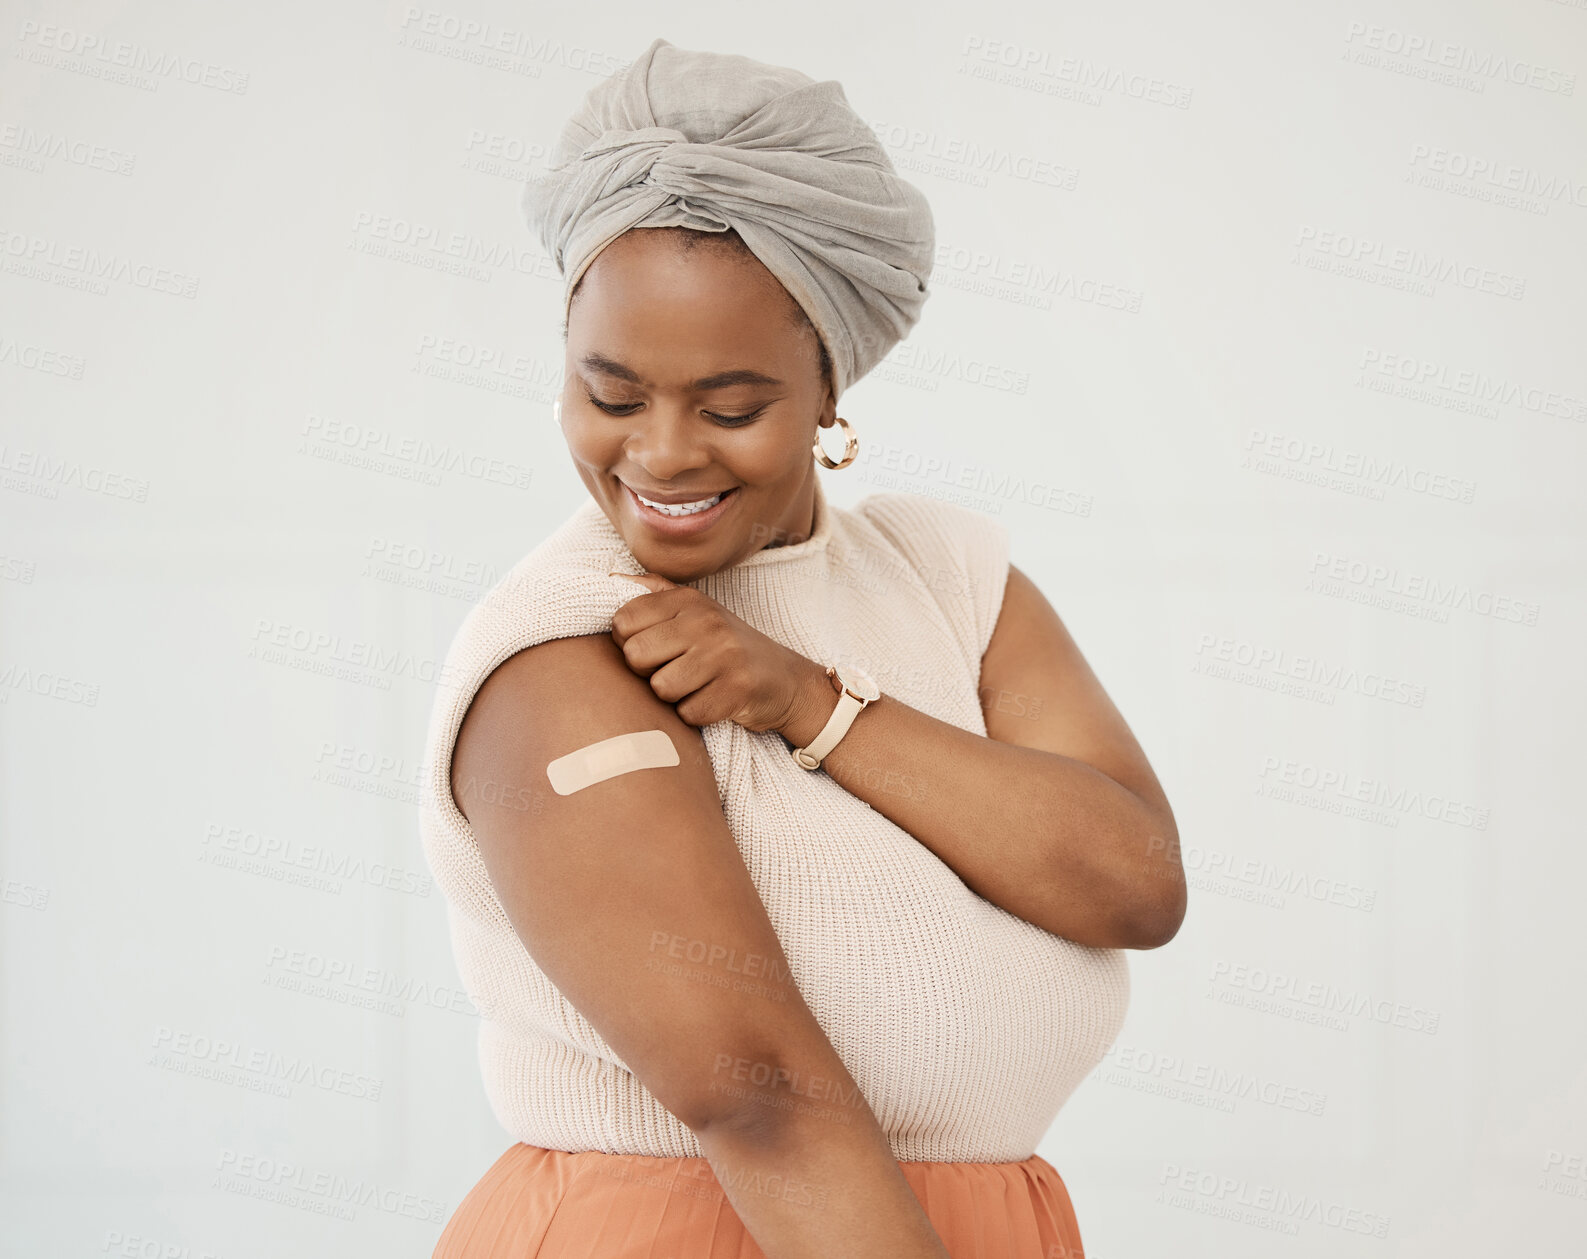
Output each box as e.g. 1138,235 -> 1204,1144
607,571 -> 833,735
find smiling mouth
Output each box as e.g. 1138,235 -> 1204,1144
625,485 -> 738,517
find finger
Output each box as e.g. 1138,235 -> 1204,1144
610,571 -> 675,592
619,620 -> 697,681
646,653 -> 714,711
676,675 -> 749,729
611,586 -> 700,645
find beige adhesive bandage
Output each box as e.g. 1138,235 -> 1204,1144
546,729 -> 679,796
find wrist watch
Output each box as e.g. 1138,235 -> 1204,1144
791,663 -> 881,770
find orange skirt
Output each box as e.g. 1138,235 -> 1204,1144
434,1142 -> 1087,1258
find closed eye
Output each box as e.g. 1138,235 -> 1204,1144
584,392 -> 765,427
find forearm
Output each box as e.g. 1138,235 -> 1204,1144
778,660 -> 1179,947
695,1096 -> 949,1259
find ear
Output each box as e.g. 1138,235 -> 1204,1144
609,571 -> 677,592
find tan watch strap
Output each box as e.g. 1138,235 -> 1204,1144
791,667 -> 868,770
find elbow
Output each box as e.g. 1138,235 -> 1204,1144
681,1046 -> 871,1146
1124,876 -> 1187,949
1119,810 -> 1184,949
688,1097 -> 786,1149
670,1071 -> 763,1141
672,1052 -> 802,1144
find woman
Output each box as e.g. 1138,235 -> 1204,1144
420,37 -> 1185,1258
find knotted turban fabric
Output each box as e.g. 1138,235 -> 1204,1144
522,36 -> 936,401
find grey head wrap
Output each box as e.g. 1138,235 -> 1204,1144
522,37 -> 935,401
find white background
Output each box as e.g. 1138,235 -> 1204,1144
4,1 -> 1585,1255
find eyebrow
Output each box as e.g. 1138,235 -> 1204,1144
577,352 -> 783,391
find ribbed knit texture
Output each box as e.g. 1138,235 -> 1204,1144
418,476 -> 1131,1162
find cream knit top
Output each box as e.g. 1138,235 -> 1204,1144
418,476 -> 1130,1163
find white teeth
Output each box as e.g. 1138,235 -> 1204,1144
634,489 -> 727,516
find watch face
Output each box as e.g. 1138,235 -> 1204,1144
837,665 -> 880,702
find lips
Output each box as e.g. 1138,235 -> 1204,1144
620,481 -> 740,534
624,483 -> 735,507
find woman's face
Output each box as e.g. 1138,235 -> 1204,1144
559,228 -> 838,584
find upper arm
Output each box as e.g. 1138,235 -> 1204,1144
449,632 -> 835,1136
979,563 -> 1176,838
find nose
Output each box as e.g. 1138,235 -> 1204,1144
623,405 -> 713,483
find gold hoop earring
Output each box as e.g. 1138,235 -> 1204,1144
813,416 -> 858,470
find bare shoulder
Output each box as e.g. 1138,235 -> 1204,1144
451,632 -> 710,827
